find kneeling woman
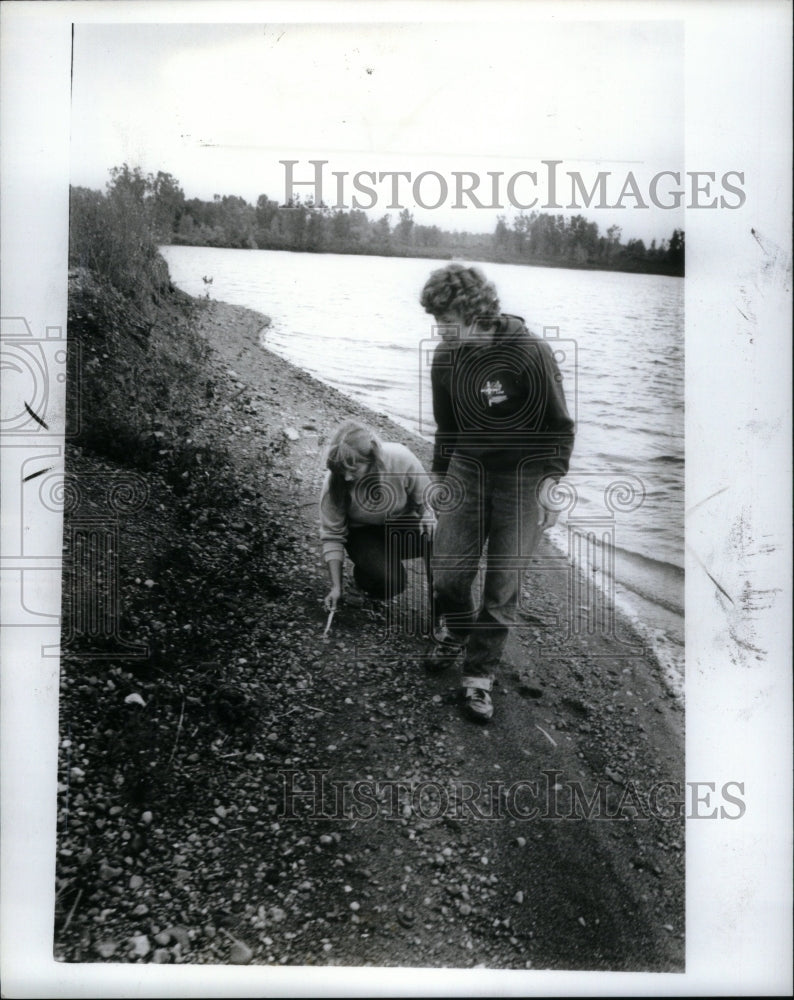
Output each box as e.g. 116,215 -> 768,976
320,421 -> 435,611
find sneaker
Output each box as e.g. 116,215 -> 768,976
423,625 -> 466,673
460,676 -> 494,723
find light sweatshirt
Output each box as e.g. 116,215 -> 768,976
319,441 -> 433,563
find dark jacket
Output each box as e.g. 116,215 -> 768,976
430,314 -> 575,479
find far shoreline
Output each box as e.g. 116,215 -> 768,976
166,240 -> 685,280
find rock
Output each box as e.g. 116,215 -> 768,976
165,925 -> 191,950
130,934 -> 150,957
99,862 -> 122,880
515,837 -> 527,848
154,931 -> 171,946
283,427 -> 300,441
514,891 -> 524,904
95,939 -> 118,958
152,948 -> 172,964
129,874 -> 143,890
141,811 -> 153,825
230,940 -> 253,964
124,693 -> 146,707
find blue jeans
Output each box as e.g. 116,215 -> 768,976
432,456 -> 543,675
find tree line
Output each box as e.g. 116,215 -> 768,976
71,165 -> 684,278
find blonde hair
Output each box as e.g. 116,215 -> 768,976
325,421 -> 383,506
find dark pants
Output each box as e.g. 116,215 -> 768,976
346,517 -> 430,600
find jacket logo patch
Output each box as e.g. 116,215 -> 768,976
481,379 -> 507,406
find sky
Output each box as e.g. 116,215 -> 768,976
70,19 -> 685,244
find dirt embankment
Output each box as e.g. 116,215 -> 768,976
55,288 -> 684,972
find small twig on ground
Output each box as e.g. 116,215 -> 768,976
62,887 -> 83,933
290,700 -> 326,715
169,696 -> 186,765
219,926 -> 243,945
535,724 -> 557,747
55,878 -> 73,901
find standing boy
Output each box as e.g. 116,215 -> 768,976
420,264 -> 575,723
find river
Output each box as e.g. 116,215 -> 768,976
161,245 -> 685,690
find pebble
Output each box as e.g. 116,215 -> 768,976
230,940 -> 253,964
152,948 -> 172,964
129,875 -> 143,890
130,934 -> 150,957
141,811 -> 153,825
578,916 -> 587,927
514,891 -> 524,904
95,940 -> 118,958
515,837 -> 527,848
166,926 -> 190,949
124,693 -> 146,707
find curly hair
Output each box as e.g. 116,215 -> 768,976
419,263 -> 501,328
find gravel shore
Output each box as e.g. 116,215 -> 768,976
55,297 -> 684,972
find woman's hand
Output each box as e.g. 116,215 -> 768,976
419,506 -> 436,538
537,477 -> 560,530
323,584 -> 342,612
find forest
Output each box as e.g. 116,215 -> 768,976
70,165 -> 684,277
